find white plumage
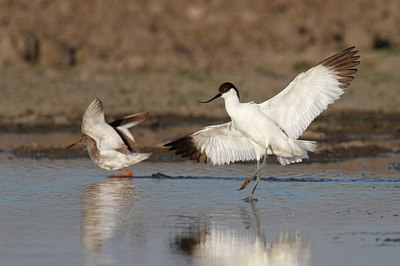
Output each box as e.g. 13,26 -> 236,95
82,98 -> 127,152
192,122 -> 263,165
260,64 -> 346,140
165,47 -> 359,199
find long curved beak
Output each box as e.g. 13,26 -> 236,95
66,140 -> 81,149
200,93 -> 222,103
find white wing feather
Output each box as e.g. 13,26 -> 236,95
260,65 -> 341,139
114,112 -> 149,144
260,47 -> 359,140
192,122 -> 263,165
81,99 -> 125,150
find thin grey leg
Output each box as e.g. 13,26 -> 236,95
247,150 -> 268,200
262,150 -> 267,166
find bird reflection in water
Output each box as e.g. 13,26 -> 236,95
81,178 -> 143,265
172,204 -> 311,266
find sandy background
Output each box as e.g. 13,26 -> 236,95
0,0 -> 399,156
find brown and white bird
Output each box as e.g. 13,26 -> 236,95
165,47 -> 360,200
68,98 -> 151,177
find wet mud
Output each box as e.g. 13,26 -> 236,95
1,111 -> 399,163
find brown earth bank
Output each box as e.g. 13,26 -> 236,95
0,48 -> 399,127
1,0 -> 399,71
1,1 -> 399,123
0,1 -> 399,162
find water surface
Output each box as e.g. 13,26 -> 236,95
0,154 -> 399,265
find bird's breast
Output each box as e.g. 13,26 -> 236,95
227,105 -> 264,143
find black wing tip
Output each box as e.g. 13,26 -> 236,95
344,45 -> 356,52
327,46 -> 359,62
163,135 -> 191,147
318,46 -> 360,89
164,135 -> 209,164
337,46 -> 357,55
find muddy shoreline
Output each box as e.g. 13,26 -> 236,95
2,111 -> 399,162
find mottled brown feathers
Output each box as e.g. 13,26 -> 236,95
318,46 -> 360,89
164,136 -> 210,164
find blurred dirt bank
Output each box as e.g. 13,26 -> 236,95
0,0 -> 399,159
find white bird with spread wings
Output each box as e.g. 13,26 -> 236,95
165,47 -> 360,200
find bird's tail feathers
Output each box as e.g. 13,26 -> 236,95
277,140 -> 317,165
296,140 -> 317,153
277,156 -> 303,165
134,152 -> 152,163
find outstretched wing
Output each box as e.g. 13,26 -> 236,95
82,98 -> 126,151
260,46 -> 360,139
164,122 -> 263,165
109,112 -> 150,153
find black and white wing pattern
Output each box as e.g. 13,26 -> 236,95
109,112 -> 150,153
260,46 -> 360,139
164,121 -> 263,165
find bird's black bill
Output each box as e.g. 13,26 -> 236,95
200,93 -> 222,103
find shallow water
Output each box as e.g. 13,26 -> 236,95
0,153 -> 399,266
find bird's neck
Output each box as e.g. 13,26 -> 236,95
224,96 -> 241,118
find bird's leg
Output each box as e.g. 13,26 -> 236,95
109,168 -> 133,177
238,159 -> 261,191
110,171 -> 123,177
244,150 -> 268,201
238,153 -> 268,191
122,168 -> 133,176
263,150 -> 267,165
